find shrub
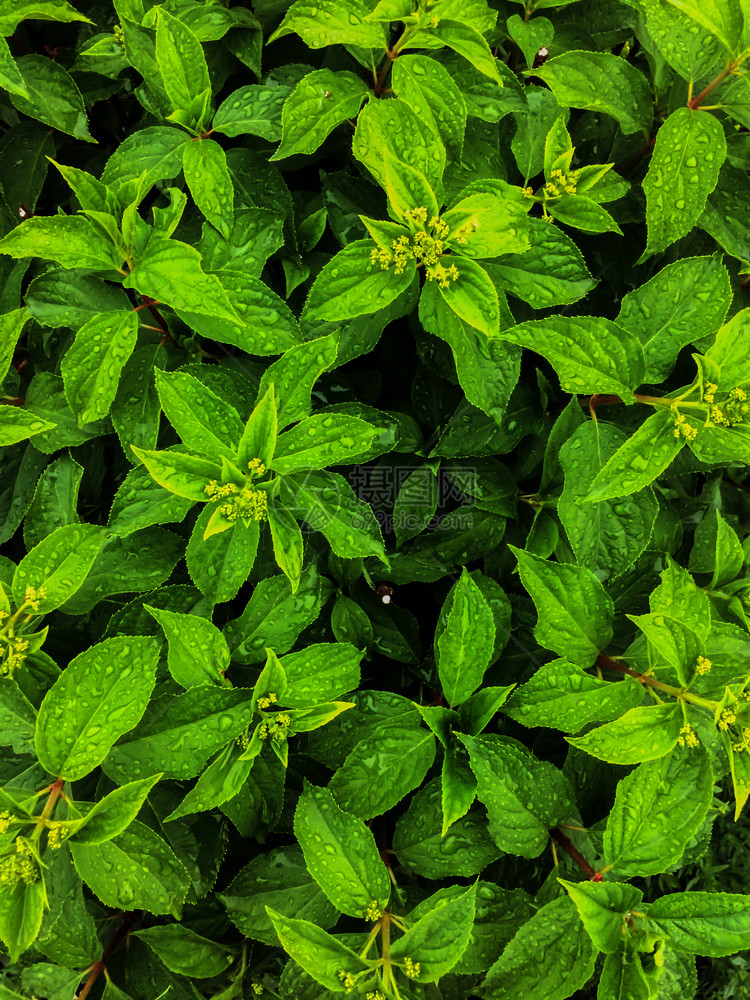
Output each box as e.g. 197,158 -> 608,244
1,1 -> 750,998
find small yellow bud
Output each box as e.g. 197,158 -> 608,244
718,708 -> 737,731
677,724 -> 699,748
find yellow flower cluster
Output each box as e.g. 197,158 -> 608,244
257,693 -> 278,710
703,381 -> 717,404
24,586 -> 47,612
1,635 -> 29,678
337,970 -> 356,993
544,169 -> 578,197
0,811 -> 15,835
404,957 -> 421,978
522,186 -> 535,198
370,210 -> 460,288
733,728 -> 750,752
258,713 -> 291,744
711,387 -> 749,428
47,822 -> 68,850
673,412 -> 698,441
0,840 -> 37,887
695,656 -> 712,676
204,480 -> 268,522
677,723 -> 700,748
718,708 -> 737,731
247,458 -> 266,477
251,985 -> 263,996
365,901 -> 383,922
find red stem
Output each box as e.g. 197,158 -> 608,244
688,63 -> 735,109
550,827 -> 599,879
77,914 -> 133,999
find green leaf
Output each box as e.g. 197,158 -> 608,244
505,658 -> 643,734
512,86 -> 566,180
567,703 -> 682,764
548,194 -> 622,235
266,908 -> 372,991
303,240 -> 416,322
257,334 -> 338,431
497,316 -> 645,398
155,369 -> 243,460
460,734 -> 574,858
511,547 -> 614,666
632,0 -> 724,80
145,605 -> 230,688
328,724 -> 436,819
392,55 -> 467,159
0,216 -> 119,270
133,925 -> 235,978
35,636 -> 159,780
10,55 -> 92,141
691,507 -> 745,587
155,8 -> 211,130
271,414 -> 381,474
583,410 -> 684,503
598,950 -> 653,1000
220,845 -> 336,945
616,255 -> 731,382
70,819 -> 190,917
0,678 -> 37,754
61,310 -> 139,423
131,447 -> 220,500
435,257 -> 501,337
558,421 -> 659,578
101,126 -> 188,205
389,883 -> 476,981
481,895 -> 597,1000
267,502 -> 304,592
124,235 -> 239,321
0,408 -> 56,448
393,777 -> 501,877
559,878 -> 643,954
487,218 -> 596,308
0,881 -> 45,964
12,523 -> 106,614
269,0 -> 386,48
182,139 -> 234,240
281,643 -> 362,707
70,775 -> 162,844
404,20 -> 502,82
0,309 -> 30,385
294,782 -> 390,918
0,0 -> 91,35
603,745 -> 713,876
641,107 -> 727,259
273,69 -> 369,159
647,891 -> 750,956
533,50 -> 652,133
436,568 -> 495,706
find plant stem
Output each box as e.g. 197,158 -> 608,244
597,654 -> 716,711
688,63 -> 735,109
550,827 -> 598,879
77,914 -> 133,999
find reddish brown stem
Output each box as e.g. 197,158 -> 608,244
77,914 -> 133,999
585,394 -> 623,419
550,827 -> 598,879
374,52 -> 394,96
688,64 -> 735,109
597,653 -> 654,687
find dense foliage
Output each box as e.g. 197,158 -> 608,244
1,0 -> 750,998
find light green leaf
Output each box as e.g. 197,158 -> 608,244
61,311 -> 139,423
0,216 -> 119,270
481,895 -> 597,1000
155,369 -> 243,460
145,605 -> 229,688
583,409 -> 684,503
436,257 -> 501,338
271,414 -> 381,474
0,408 -> 56,448
266,908 -> 372,991
647,891 -> 750,956
269,0 -> 386,48
294,782 -> 390,918
404,20 -> 501,82
436,568 -> 495,706
641,107 -> 726,259
131,447 -> 221,500
70,775 -> 162,844
511,547 -> 613,666
71,819 -> 190,917
35,636 -> 159,780
389,884 -> 477,981
560,879 -> 643,954
182,139 -> 234,239
273,69 -> 369,159
392,55 -> 467,159
303,240 -> 416,322
12,523 -> 106,614
505,658 -> 643,734
533,50 -> 652,133
497,316 -> 644,398
567,703 -> 682,764
558,421 -> 658,578
604,745 -> 713,876
133,924 -> 234,979
10,55 -> 92,141
155,7 -> 211,130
